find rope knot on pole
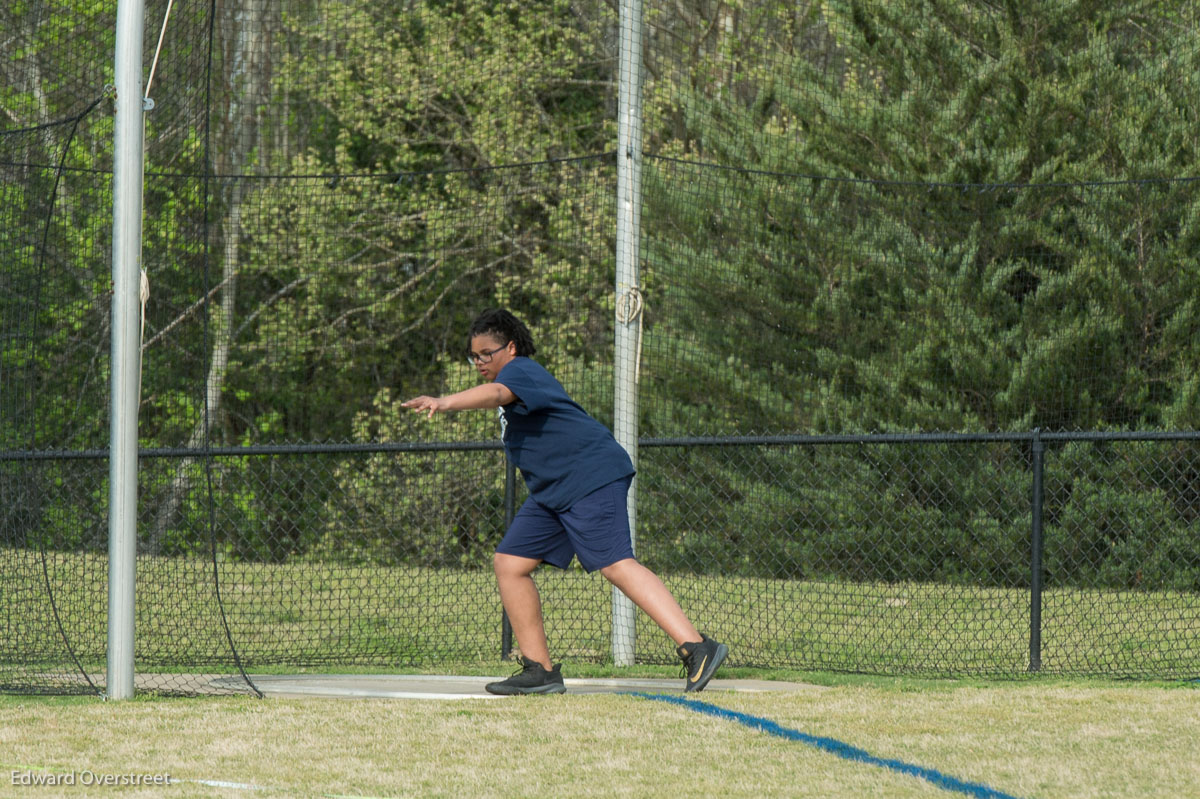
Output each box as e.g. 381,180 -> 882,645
616,286 -> 644,383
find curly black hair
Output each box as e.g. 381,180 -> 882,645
467,308 -> 537,357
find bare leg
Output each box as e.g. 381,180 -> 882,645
600,558 -> 700,646
493,553 -> 552,670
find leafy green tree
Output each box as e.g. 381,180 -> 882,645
179,0 -> 621,559
641,0 -> 1200,435
634,0 -> 1200,587
1,4 -> 117,556
224,0 -> 617,448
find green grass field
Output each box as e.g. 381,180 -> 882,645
4,549 -> 1200,693
1,676 -> 1197,798
4,549 -> 1200,797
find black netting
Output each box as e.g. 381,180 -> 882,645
4,1 -> 1200,694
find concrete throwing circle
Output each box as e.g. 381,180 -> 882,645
210,674 -> 815,699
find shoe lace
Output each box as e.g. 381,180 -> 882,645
677,646 -> 696,679
510,657 -> 541,677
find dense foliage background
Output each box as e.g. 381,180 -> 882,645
3,0 -> 1199,590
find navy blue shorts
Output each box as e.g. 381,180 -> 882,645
496,476 -> 635,572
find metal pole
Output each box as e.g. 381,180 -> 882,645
107,0 -> 147,700
1029,429 -> 1045,673
612,0 -> 644,667
501,460 -> 516,660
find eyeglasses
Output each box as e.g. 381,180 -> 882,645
466,343 -> 510,365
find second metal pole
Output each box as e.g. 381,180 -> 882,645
612,0 -> 644,667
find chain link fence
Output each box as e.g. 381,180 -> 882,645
8,431 -> 1199,694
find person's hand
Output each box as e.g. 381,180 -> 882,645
401,395 -> 449,419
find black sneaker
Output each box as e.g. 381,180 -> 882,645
485,657 -> 567,695
677,634 -> 728,693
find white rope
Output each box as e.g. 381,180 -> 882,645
139,268 -> 149,394
144,0 -> 176,100
139,269 -> 149,338
615,286 -> 644,383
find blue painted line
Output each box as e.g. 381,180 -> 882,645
629,692 -> 1029,799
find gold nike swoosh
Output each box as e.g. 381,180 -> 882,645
689,655 -> 708,683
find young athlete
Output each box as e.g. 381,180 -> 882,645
402,308 -> 728,695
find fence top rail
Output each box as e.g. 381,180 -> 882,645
0,440 -> 506,461
643,430 -> 1200,447
2,430 -> 1199,461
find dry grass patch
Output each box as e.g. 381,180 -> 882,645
714,681 -> 1200,799
1,680 -> 1196,798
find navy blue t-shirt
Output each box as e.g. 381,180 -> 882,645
495,357 -> 634,511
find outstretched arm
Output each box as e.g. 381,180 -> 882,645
402,382 -> 517,418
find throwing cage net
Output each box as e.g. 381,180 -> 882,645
3,1 -> 1199,695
